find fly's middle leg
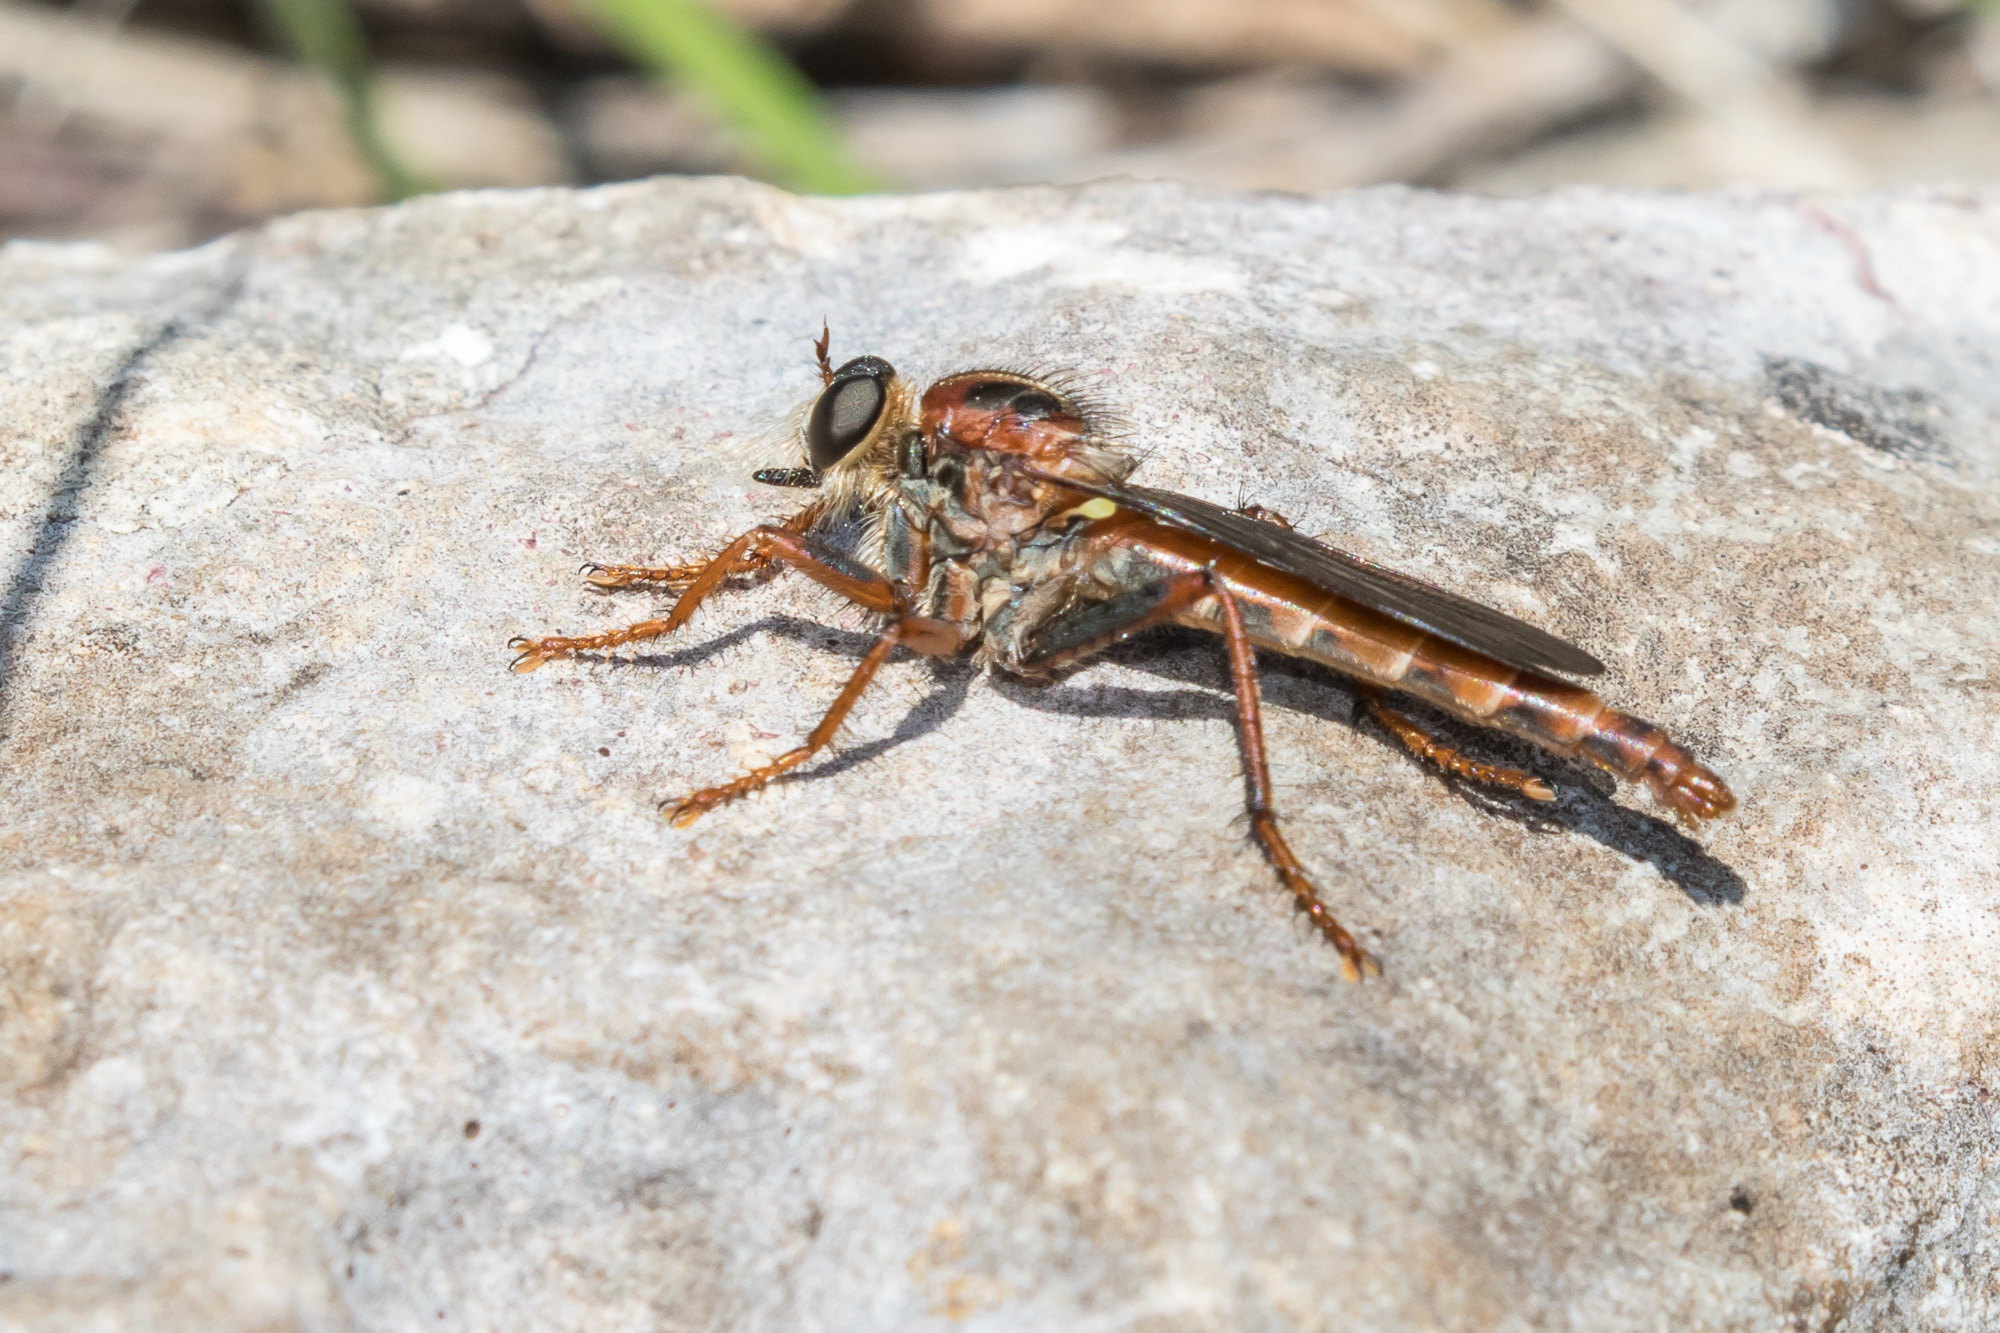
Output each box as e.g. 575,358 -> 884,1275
659,613 -> 960,826
1359,686 -> 1557,803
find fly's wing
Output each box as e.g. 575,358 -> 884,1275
1064,478 -> 1607,678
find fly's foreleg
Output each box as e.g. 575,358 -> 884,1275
580,501 -> 825,591
660,613 -> 960,826
577,559 -> 714,591
1359,686 -> 1556,803
508,522 -> 893,673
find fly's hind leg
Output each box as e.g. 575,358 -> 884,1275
1212,582 -> 1380,981
661,613 -> 960,826
1020,574 -> 1380,982
1358,686 -> 1556,803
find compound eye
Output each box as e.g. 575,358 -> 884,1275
807,356 -> 894,470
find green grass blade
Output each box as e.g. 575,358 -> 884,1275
253,0 -> 426,201
577,0 -> 877,195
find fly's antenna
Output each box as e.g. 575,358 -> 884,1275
814,319 -> 834,385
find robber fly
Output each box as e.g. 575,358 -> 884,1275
508,328 -> 1735,980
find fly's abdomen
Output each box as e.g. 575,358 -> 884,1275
1102,524 -> 1735,821
1478,671 -> 1735,821
1307,620 -> 1735,820
1274,607 -> 1735,820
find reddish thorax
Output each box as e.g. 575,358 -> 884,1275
919,374 -> 1104,543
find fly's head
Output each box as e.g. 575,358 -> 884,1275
916,370 -> 1135,537
754,350 -> 918,521
751,335 -> 1135,548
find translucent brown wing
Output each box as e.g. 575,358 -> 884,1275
1061,478 -> 1606,678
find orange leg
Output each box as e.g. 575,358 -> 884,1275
1359,686 -> 1556,803
1236,503 -> 1293,528
508,523 -> 897,673
580,500 -> 825,591
1021,573 -> 1379,981
578,558 -> 715,591
661,612 -> 961,826
1213,580 -> 1381,982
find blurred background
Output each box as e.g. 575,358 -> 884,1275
2,0 -> 1996,250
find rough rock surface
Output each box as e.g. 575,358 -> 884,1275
2,178 -> 1998,1331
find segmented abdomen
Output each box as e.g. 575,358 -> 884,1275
1111,523 -> 1734,821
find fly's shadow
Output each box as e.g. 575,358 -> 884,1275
991,626 -> 1745,908
585,614 -> 1742,907
605,613 -> 979,784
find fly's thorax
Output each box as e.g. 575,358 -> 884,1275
977,568 -> 1080,671
960,452 -> 1074,542
921,371 -> 1086,459
965,523 -> 1121,670
891,472 -> 978,561
882,451 -> 1038,566
918,370 -> 1137,485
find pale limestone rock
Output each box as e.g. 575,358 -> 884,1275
2,178 -> 1998,1330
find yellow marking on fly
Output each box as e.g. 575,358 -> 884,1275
1057,496 -> 1119,523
